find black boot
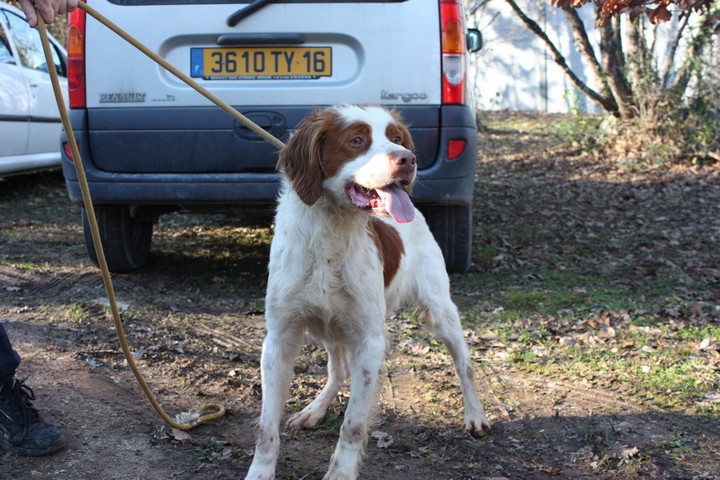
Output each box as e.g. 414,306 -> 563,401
0,379 -> 64,456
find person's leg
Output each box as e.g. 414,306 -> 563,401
0,321 -> 64,456
0,322 -> 21,384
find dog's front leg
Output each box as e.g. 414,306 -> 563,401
245,325 -> 303,480
323,330 -> 385,480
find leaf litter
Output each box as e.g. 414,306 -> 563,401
0,113 -> 718,478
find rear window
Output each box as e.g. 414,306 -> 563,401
2,10 -> 65,75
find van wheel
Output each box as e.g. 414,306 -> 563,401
420,204 -> 473,273
82,206 -> 153,272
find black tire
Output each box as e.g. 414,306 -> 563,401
420,204 -> 473,273
82,206 -> 153,272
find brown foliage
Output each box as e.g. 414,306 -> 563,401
551,0 -> 720,30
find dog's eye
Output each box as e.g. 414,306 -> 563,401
392,135 -> 402,144
348,136 -> 365,147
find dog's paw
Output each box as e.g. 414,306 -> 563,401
287,408 -> 324,429
465,414 -> 491,438
323,474 -> 356,480
244,475 -> 274,480
244,467 -> 275,480
323,465 -> 358,480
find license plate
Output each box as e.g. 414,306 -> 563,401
190,47 -> 332,80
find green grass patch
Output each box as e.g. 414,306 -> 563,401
38,303 -> 94,325
0,259 -> 55,272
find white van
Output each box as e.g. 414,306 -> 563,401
60,0 -> 482,272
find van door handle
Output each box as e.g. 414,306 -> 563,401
216,33 -> 305,46
233,111 -> 287,142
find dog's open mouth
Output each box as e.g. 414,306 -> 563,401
345,182 -> 415,223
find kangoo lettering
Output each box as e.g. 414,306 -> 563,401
381,90 -> 428,103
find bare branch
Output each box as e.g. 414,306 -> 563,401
562,7 -> 617,107
672,15 -> 716,97
502,0 -> 618,113
468,0 -> 492,16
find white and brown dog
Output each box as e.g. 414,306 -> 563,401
246,105 -> 490,480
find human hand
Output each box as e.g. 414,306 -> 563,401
16,0 -> 79,28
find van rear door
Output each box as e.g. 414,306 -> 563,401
82,0 -> 442,174
85,0 -> 440,108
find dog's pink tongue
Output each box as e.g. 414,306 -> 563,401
376,184 -> 415,223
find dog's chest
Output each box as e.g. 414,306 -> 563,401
306,227 -> 382,299
269,206 -> 387,320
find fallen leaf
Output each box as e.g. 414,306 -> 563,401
620,446 -> 639,459
370,430 -> 394,449
706,391 -> 720,403
410,344 -> 431,356
597,325 -> 616,339
169,428 -> 192,442
615,445 -> 640,465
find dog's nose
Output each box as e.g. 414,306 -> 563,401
390,151 -> 416,166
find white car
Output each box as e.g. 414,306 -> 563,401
61,0 -> 481,272
0,2 -> 67,176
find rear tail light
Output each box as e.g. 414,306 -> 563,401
440,0 -> 467,104
67,7 -> 86,108
447,139 -> 466,160
63,142 -> 74,162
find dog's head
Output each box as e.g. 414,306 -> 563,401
278,105 -> 417,223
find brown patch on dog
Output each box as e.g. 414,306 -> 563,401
362,368 -> 372,387
322,121 -> 372,179
277,109 -> 373,206
256,429 -> 278,454
277,109 -> 327,206
368,218 -> 404,287
385,114 -> 415,153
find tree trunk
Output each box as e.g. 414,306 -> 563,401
562,7 -> 618,112
660,14 -> 690,89
597,10 -> 636,119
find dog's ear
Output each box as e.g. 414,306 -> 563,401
278,109 -> 326,206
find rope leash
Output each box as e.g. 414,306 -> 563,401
36,4 -> 286,430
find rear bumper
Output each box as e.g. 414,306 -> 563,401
61,105 -> 476,208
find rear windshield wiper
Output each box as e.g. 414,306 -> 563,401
227,0 -> 274,27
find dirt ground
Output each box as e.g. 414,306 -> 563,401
1,119 -> 719,479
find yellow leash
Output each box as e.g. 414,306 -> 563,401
35,4 -> 285,430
